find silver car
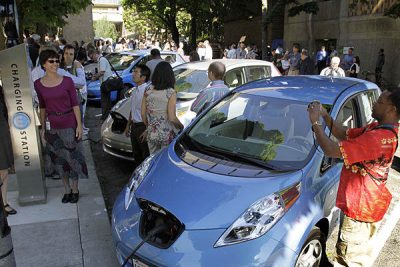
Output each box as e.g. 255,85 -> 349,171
101,59 -> 281,161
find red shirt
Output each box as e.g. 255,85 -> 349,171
34,76 -> 78,129
337,122 -> 398,222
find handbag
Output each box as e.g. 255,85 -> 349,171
100,57 -> 124,93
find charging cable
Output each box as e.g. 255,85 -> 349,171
122,224 -> 168,267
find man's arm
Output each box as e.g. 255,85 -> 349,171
309,102 -> 343,158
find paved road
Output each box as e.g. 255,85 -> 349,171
85,105 -> 138,218
87,105 -> 400,266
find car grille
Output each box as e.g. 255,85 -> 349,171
138,199 -> 185,249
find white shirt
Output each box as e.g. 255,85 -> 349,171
320,66 -> 346,77
129,82 -> 149,123
146,59 -> 163,79
98,56 -> 113,83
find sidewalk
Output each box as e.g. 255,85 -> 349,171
6,140 -> 119,267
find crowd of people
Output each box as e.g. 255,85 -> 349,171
0,31 -> 394,267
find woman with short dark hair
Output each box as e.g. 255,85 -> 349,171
141,62 -> 183,154
35,49 -> 88,204
0,85 -> 16,215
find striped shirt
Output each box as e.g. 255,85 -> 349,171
191,80 -> 229,114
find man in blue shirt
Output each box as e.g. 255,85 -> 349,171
191,62 -> 229,115
316,46 -> 327,73
341,47 -> 354,72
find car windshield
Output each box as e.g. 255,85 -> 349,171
174,68 -> 210,97
108,54 -> 139,71
183,93 -> 315,171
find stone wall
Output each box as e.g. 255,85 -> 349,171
63,5 -> 94,44
283,0 -> 400,87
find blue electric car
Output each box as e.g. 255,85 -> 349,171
86,50 -> 185,103
111,76 -> 380,267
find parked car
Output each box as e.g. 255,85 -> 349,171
86,50 -> 186,103
111,76 -> 380,267
101,59 -> 281,160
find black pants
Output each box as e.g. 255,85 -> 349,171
100,90 -> 112,121
317,61 -> 326,74
130,122 -> 149,164
375,67 -> 382,86
100,90 -> 121,121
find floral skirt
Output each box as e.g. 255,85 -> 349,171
45,128 -> 88,180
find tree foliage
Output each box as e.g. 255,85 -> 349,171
384,2 -> 400,18
94,18 -> 119,40
122,0 -> 182,44
16,0 -> 91,33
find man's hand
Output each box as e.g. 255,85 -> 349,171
76,125 -> 83,140
139,131 -> 147,143
308,101 -> 322,124
124,124 -> 131,137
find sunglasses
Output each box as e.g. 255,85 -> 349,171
47,59 -> 60,64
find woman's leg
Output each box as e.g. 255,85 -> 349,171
61,176 -> 71,194
0,169 -> 9,206
71,179 -> 79,194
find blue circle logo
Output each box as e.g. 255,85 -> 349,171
12,112 -> 31,130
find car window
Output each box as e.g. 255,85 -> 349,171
335,100 -> 357,129
185,93 -> 314,171
108,54 -> 139,71
135,56 -> 150,68
225,68 -> 245,89
246,66 -> 271,82
174,69 -> 209,94
161,54 -> 176,63
358,90 -> 377,125
321,98 -> 358,173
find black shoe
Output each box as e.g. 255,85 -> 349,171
62,191 -> 72,203
70,191 -> 79,203
4,204 -> 17,215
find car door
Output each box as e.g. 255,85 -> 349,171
224,67 -> 245,89
245,66 -> 272,82
318,96 -> 362,223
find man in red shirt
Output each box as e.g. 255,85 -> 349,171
308,90 -> 399,266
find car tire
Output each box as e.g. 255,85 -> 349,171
295,227 -> 331,267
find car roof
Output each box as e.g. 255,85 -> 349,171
119,50 -> 181,56
174,59 -> 275,71
235,76 -> 376,105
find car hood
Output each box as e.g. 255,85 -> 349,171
134,146 -> 303,230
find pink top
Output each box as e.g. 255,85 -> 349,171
34,76 -> 79,129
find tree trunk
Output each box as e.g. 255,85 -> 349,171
190,14 -> 197,50
261,0 -> 268,60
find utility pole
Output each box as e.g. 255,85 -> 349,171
261,0 -> 268,60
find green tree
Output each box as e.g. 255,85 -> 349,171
16,0 -> 91,38
94,18 -> 119,40
123,4 -> 163,39
122,0 -> 182,45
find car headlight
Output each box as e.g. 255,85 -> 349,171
214,182 -> 301,247
124,154 -> 156,209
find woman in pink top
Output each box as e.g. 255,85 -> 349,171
35,49 -> 87,204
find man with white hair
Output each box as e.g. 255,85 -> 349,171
320,56 -> 345,77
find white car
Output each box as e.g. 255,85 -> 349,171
101,59 -> 281,161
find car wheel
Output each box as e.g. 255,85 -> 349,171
295,227 -> 329,267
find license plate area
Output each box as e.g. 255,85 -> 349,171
130,258 -> 149,267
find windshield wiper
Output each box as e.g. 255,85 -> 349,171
207,145 -> 278,171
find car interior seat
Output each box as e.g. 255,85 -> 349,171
225,71 -> 240,88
